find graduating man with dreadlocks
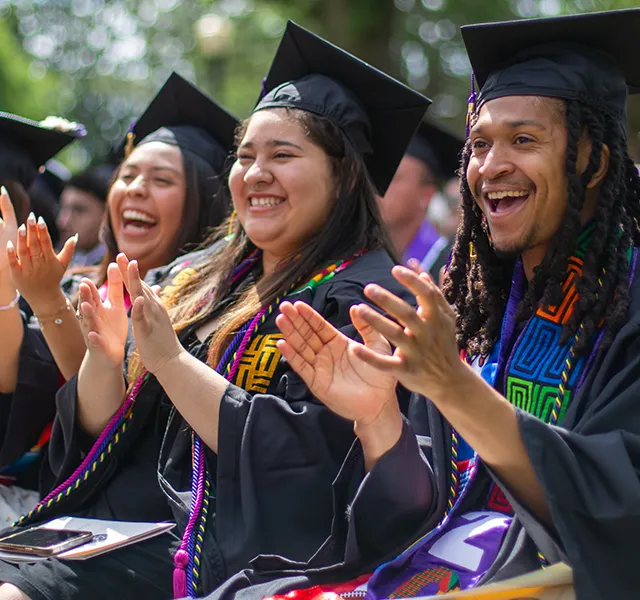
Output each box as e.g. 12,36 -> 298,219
217,8 -> 640,600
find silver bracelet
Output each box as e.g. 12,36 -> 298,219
0,290 -> 20,311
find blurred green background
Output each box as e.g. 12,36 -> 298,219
1,0 -> 638,170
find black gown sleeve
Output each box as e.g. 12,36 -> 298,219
342,419 -> 435,562
213,262 -> 420,577
319,394 -> 447,570
42,370 -> 174,522
0,271 -> 92,473
46,375 -> 98,487
0,320 -> 60,472
197,413 -> 439,600
490,315 -> 640,600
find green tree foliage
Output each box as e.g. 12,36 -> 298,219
0,0 -> 637,165
0,16 -> 57,121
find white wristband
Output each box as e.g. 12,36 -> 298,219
0,290 -> 20,311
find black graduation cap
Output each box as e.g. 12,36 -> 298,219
255,21 -> 431,194
406,119 -> 464,183
0,112 -> 83,188
461,9 -> 640,122
115,72 -> 238,173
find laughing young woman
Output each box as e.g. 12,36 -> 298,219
2,72 -> 237,387
0,22 -> 430,600
0,73 -> 237,524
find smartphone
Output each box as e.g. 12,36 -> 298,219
0,526 -> 93,556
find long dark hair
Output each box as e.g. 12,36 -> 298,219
0,179 -> 31,225
93,146 -> 230,287
443,99 -> 640,357
159,107 -> 394,369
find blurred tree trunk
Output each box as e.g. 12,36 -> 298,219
310,0 -> 400,77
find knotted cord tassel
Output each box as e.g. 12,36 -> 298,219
465,72 -> 477,138
173,549 -> 189,598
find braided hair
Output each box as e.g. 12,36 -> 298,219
443,99 -> 640,357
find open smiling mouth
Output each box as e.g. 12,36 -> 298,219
121,209 -> 158,232
249,196 -> 285,208
486,190 -> 530,215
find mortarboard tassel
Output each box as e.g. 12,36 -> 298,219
124,131 -> 136,158
465,72 -> 477,138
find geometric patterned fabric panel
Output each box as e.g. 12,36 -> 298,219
504,252 -> 587,424
234,334 -> 282,393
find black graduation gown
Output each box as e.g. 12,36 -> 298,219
0,249 -> 415,600
0,317 -> 59,491
0,275 -> 99,489
205,260 -> 640,600
0,249 -> 218,493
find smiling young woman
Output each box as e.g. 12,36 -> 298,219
0,22 -> 430,600
230,110 -> 336,272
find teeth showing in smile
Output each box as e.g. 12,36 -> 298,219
249,196 -> 284,207
486,190 -> 529,200
486,190 -> 529,213
122,209 -> 157,225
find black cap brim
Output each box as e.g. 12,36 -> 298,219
259,21 -> 431,195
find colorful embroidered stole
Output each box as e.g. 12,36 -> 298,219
362,230 -> 637,598
485,226 -> 610,515
281,231 -> 637,600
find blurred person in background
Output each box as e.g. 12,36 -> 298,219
27,159 -> 71,249
377,118 -> 462,279
56,164 -> 114,268
428,175 -> 463,240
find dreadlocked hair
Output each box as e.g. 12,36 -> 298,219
126,107 -> 393,386
441,137 -> 513,357
443,98 -> 640,358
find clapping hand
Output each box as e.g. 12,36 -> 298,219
351,265 -> 462,401
276,301 -> 399,425
77,263 -> 129,367
7,210 -> 77,310
117,253 -> 184,375
0,187 -> 18,274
